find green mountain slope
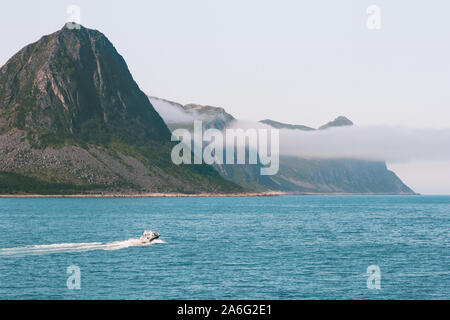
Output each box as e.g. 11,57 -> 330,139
0,25 -> 243,194
213,157 -> 413,194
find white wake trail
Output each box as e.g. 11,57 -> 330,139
0,238 -> 165,256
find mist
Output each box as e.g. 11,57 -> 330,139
149,96 -> 195,123
229,121 -> 450,163
153,103 -> 450,194
149,96 -> 220,124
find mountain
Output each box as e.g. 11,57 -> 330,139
152,96 -> 415,195
149,96 -> 235,131
319,116 -> 354,130
0,25 -> 243,194
260,116 -> 353,131
260,119 -> 315,131
213,156 -> 413,194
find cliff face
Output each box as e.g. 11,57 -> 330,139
0,26 -> 242,194
213,157 -> 414,194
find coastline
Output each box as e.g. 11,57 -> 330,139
0,191 -> 420,198
0,191 -> 286,198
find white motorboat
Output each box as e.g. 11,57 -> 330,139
140,230 -> 160,244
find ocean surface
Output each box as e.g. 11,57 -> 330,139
0,195 -> 448,300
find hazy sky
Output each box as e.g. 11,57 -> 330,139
1,1 -> 449,193
2,0 -> 450,127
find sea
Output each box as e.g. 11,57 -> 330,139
0,195 -> 448,300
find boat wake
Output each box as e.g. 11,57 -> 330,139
0,238 -> 165,256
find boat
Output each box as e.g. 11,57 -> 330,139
140,230 -> 161,244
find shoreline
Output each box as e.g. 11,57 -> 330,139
0,191 -> 421,198
0,191 -> 286,199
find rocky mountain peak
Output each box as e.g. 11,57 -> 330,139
0,25 -> 170,146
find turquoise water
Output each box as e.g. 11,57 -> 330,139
0,195 -> 448,300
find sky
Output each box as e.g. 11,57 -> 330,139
1,0 -> 449,193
